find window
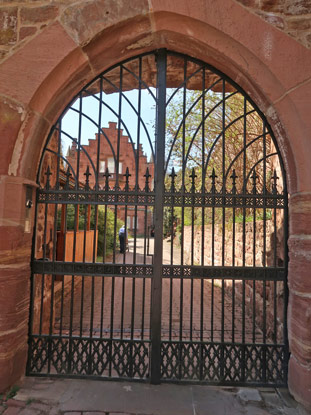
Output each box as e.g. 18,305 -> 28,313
99,161 -> 105,173
127,216 -> 131,229
108,158 -> 114,173
107,158 -> 122,174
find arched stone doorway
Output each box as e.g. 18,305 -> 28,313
0,1 -> 310,407
27,50 -> 288,385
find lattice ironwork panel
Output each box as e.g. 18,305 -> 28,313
28,336 -> 150,379
28,337 -> 49,374
266,345 -> 287,384
161,342 -> 287,385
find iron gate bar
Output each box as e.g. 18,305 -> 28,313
150,49 -> 166,384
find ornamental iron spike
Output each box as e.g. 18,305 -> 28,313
230,169 -> 237,194
190,167 -> 197,192
103,167 -> 111,191
144,167 -> 151,192
65,166 -> 72,189
169,167 -> 177,192
124,167 -> 131,191
84,166 -> 91,190
210,168 -> 217,193
251,170 -> 257,194
272,169 -> 279,194
45,166 -> 52,190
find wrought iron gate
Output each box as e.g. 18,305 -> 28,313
27,50 -> 288,385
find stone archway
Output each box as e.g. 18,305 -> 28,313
0,0 -> 311,407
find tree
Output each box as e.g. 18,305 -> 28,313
165,88 -> 273,194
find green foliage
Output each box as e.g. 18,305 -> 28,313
97,206 -> 124,256
5,385 -> 20,401
165,88 -> 269,193
164,88 -> 275,229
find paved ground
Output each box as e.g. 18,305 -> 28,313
0,377 -> 309,415
51,238 -> 258,343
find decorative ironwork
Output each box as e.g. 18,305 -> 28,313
28,50 -> 288,387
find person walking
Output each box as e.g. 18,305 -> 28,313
119,225 -> 126,253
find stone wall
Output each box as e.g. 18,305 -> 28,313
235,0 -> 311,49
183,218 -> 285,341
0,0 -> 309,67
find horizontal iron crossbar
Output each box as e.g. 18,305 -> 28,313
37,189 -> 155,206
32,261 -> 153,277
32,261 -> 285,281
162,265 -> 285,280
164,193 -> 285,208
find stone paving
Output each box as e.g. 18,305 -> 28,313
0,377 -> 310,415
51,238 -> 259,343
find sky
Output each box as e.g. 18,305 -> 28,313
60,88 -> 157,161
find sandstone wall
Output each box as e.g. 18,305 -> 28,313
0,1 -> 310,67
235,0 -> 311,49
183,219 -> 285,342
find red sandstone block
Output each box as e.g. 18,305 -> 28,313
0,22 -> 77,105
20,6 -> 59,25
61,0 -> 149,45
288,293 -> 311,362
287,17 -> 311,30
288,237 -> 311,293
285,0 -> 311,15
236,0 -> 284,13
82,16 -> 152,73
15,111 -> 50,179
0,98 -> 24,175
0,7 -> 17,46
288,355 -> 311,410
29,48 -> 91,124
19,27 -> 37,41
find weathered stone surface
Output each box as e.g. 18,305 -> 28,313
29,48 -> 91,123
20,5 -> 59,25
288,237 -> 311,293
12,111 -> 50,179
82,15 -> 152,73
19,26 -> 37,41
239,0 -> 284,13
288,356 -> 311,409
0,98 -> 24,175
0,22 -> 77,105
235,0 -> 311,49
256,11 -> 285,30
287,17 -> 311,31
288,293 -> 311,362
61,0 -> 150,45
0,7 -> 17,46
0,283 -> 29,393
285,0 -> 311,16
0,174 -> 36,230
289,193 -> 311,235
237,388 -> 262,404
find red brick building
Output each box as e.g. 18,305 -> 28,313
67,121 -> 154,235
